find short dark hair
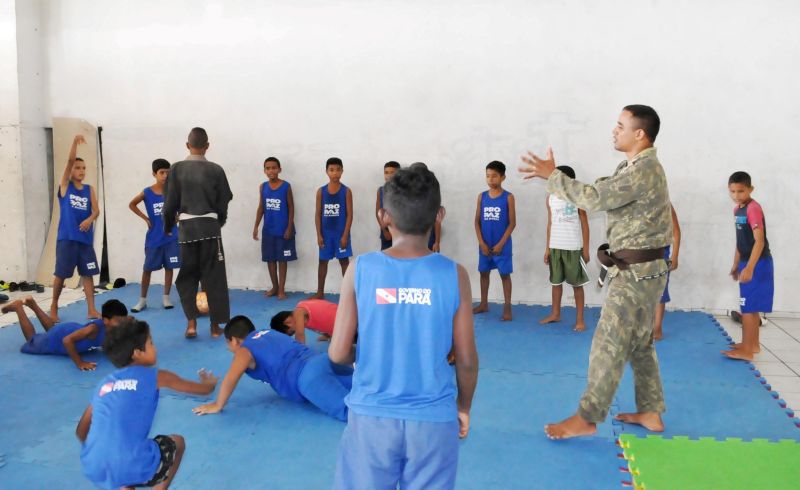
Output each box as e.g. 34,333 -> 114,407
264,157 -> 281,168
383,162 -> 441,236
152,158 -> 170,173
486,161 -> 506,176
101,299 -> 128,319
728,171 -> 752,187
75,157 -> 85,163
270,311 -> 292,334
326,157 -> 343,169
556,165 -> 576,179
225,315 -> 256,340
187,127 -> 209,149
103,318 -> 149,368
623,105 -> 660,142
384,161 -> 400,170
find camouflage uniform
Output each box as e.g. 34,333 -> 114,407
546,147 -> 672,423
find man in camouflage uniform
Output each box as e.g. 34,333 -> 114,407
520,105 -> 673,439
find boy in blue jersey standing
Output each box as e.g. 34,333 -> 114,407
253,157 -> 296,300
2,297 -> 127,370
312,157 -> 353,299
77,318 -> 218,489
376,161 -> 400,250
472,161 -> 516,321
192,315 -> 353,420
50,134 -> 101,322
128,159 -> 181,313
329,163 -> 479,490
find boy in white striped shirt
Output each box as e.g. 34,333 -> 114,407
540,165 -> 591,331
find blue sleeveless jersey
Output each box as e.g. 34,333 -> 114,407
242,330 -> 315,402
480,190 -> 512,255
346,252 -> 461,422
81,366 -> 160,489
143,187 -> 177,248
321,184 -> 348,237
261,181 -> 291,237
57,181 -> 93,244
47,319 -> 105,355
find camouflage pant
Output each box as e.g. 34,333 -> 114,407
578,269 -> 667,423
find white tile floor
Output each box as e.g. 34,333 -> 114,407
3,292 -> 800,413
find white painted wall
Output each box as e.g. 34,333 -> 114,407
32,0 -> 800,312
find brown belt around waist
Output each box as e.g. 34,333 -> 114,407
596,244 -> 666,270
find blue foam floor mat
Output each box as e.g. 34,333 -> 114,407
0,285 -> 797,489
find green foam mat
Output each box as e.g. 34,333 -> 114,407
619,434 -> 800,490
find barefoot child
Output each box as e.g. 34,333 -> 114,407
51,134 -> 101,322
377,161 -> 400,250
540,165 -> 590,331
2,297 -> 127,371
253,157 -> 296,299
723,171 -> 773,361
193,315 -> 353,420
329,163 -> 478,489
77,318 -> 218,489
270,298 -> 338,343
312,157 -> 353,299
128,159 -> 181,313
472,161 -> 516,321
653,204 -> 681,341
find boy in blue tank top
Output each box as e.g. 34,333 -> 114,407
2,298 -> 127,370
192,315 -> 353,421
311,157 -> 353,299
329,163 -> 479,490
50,134 -> 101,323
472,161 -> 517,321
253,157 -> 296,300
376,161 -> 400,250
77,318 -> 218,489
128,159 -> 181,313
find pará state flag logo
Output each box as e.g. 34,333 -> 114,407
99,382 -> 114,397
376,288 -> 397,304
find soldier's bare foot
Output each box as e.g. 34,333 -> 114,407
184,321 -> 197,339
614,412 -> 664,432
501,305 -> 512,321
723,349 -> 753,361
573,322 -> 586,332
544,414 -> 597,440
210,323 -> 223,338
730,342 -> 759,353
472,304 -> 489,314
87,310 -> 102,319
309,292 -> 325,300
1,299 -> 23,314
539,314 -> 560,325
265,288 -> 277,297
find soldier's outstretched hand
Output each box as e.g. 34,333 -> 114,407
520,146 -> 556,180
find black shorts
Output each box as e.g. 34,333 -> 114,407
131,435 -> 177,487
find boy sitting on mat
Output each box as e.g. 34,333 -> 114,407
270,298 -> 338,343
192,315 -> 353,421
78,318 -> 218,489
2,296 -> 127,371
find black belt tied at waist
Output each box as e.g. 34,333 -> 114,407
596,244 -> 666,270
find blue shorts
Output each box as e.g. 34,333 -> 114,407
320,234 -> 352,261
660,246 -> 671,303
20,333 -> 52,355
297,354 -> 352,421
144,241 -> 181,272
55,240 -> 99,279
262,234 -> 297,262
478,252 -> 513,275
739,257 -> 774,314
333,412 -> 459,490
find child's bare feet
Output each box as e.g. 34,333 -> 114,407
1,299 -> 23,314
277,292 -> 288,300
49,306 -> 60,323
23,295 -> 37,308
573,322 -> 586,332
308,292 -> 324,300
87,309 -> 102,319
730,342 -> 760,353
539,314 -> 560,325
210,323 -> 223,338
723,349 -> 754,361
544,414 -> 597,440
501,304 -> 512,321
614,412 -> 664,432
265,288 -> 277,297
472,303 -> 489,314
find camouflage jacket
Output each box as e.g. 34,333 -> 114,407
546,147 -> 672,281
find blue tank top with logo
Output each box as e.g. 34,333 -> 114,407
480,190 -> 512,255
346,251 -> 461,422
320,183 -> 348,236
242,330 -> 315,402
57,181 -> 93,245
81,366 -> 160,489
143,187 -> 177,248
261,181 -> 291,237
45,319 -> 105,355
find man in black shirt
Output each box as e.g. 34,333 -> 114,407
163,127 -> 233,338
